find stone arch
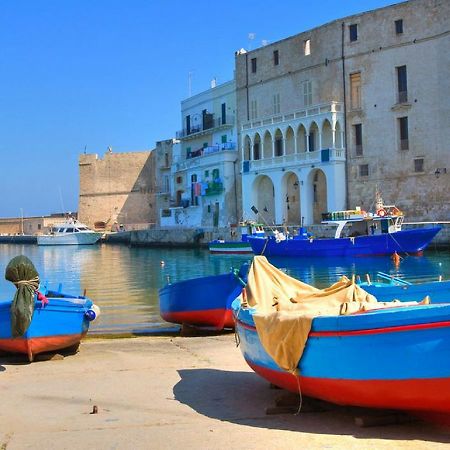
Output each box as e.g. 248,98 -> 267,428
243,135 -> 252,160
263,130 -> 272,159
253,132 -> 262,160
308,121 -> 319,152
296,124 -> 307,152
322,119 -> 333,149
283,171 -> 301,225
308,169 -> 328,224
335,120 -> 343,148
285,126 -> 295,155
253,175 -> 275,225
274,128 -> 283,157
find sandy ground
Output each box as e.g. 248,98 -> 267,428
0,334 -> 449,450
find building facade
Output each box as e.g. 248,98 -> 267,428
78,150 -> 157,230
235,0 -> 449,225
160,80 -> 240,228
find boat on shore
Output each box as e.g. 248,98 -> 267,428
208,222 -> 264,254
37,218 -> 103,246
232,256 -> 450,425
247,199 -> 441,257
159,264 -> 248,330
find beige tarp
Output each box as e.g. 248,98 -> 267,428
242,256 -> 426,374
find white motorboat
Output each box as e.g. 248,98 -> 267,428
37,218 -> 103,246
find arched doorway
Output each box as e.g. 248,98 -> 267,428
253,175 -> 275,225
284,172 -> 300,225
311,169 -> 327,223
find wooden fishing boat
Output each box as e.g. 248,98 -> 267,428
208,223 -> 264,254
0,288 -> 100,361
232,256 -> 450,425
359,271 -> 450,303
159,264 -> 248,330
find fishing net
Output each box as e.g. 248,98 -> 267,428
5,255 -> 40,337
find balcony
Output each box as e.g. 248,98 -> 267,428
174,142 -> 237,172
176,114 -> 235,140
242,148 -> 345,173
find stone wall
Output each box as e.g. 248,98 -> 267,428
78,151 -> 156,230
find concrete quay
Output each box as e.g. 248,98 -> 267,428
1,335 -> 449,450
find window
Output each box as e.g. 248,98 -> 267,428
163,175 -> 169,192
395,19 -> 403,34
396,65 -> 408,103
212,168 -> 220,180
273,93 -> 280,115
221,135 -> 227,144
349,24 -> 358,42
304,39 -> 311,56
250,99 -> 258,119
204,170 -> 209,178
398,116 -> 409,150
186,146 -> 191,158
176,176 -> 182,184
354,124 -> 363,156
191,174 -> 198,206
359,164 -> 369,177
164,153 -> 169,167
414,158 -> 424,173
253,142 -> 260,160
273,50 -> 279,65
301,80 -> 312,107
350,72 -> 361,109
251,57 -> 257,73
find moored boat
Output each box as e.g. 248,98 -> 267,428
37,217 -> 103,246
159,264 -> 248,329
208,222 -> 264,255
247,197 -> 441,257
232,256 -> 450,425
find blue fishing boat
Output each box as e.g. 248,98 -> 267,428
0,255 -> 99,361
0,288 -> 99,361
359,271 -> 450,303
159,264 -> 248,330
247,203 -> 440,257
232,256 -> 450,426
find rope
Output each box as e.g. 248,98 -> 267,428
261,237 -> 269,255
13,276 -> 39,290
293,372 -> 303,415
388,233 -> 411,257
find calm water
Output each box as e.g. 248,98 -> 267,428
0,243 -> 449,334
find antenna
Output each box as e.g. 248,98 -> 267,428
248,32 -> 255,50
188,71 -> 194,97
58,187 -> 66,214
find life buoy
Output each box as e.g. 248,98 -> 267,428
377,209 -> 386,217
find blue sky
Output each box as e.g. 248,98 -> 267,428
0,0 -> 401,218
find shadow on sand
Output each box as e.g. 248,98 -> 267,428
173,368 -> 450,443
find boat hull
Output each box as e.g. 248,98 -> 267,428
37,232 -> 102,245
233,300 -> 450,423
0,295 -> 94,361
247,227 -> 441,257
159,267 -> 247,329
208,241 -> 253,254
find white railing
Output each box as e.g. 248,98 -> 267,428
241,101 -> 343,131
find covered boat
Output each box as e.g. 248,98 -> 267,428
0,256 -> 99,361
37,217 -> 103,246
247,204 -> 440,257
159,264 -> 248,330
232,256 -> 450,425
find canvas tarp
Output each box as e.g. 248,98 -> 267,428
243,256 -> 414,374
5,255 -> 40,337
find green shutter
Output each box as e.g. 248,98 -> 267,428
221,135 -> 227,143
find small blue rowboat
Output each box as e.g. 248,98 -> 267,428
233,298 -> 450,426
0,288 -> 99,361
359,272 -> 450,303
159,264 -> 248,330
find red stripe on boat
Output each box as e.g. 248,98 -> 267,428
161,308 -> 234,329
235,317 -> 450,337
246,360 -> 450,423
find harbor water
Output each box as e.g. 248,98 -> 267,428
0,243 -> 449,335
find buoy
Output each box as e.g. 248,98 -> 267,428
160,260 -> 165,267
391,251 -> 401,266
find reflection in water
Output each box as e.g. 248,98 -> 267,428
0,244 -> 448,334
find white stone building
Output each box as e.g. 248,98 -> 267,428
160,80 -> 240,228
235,0 -> 449,225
